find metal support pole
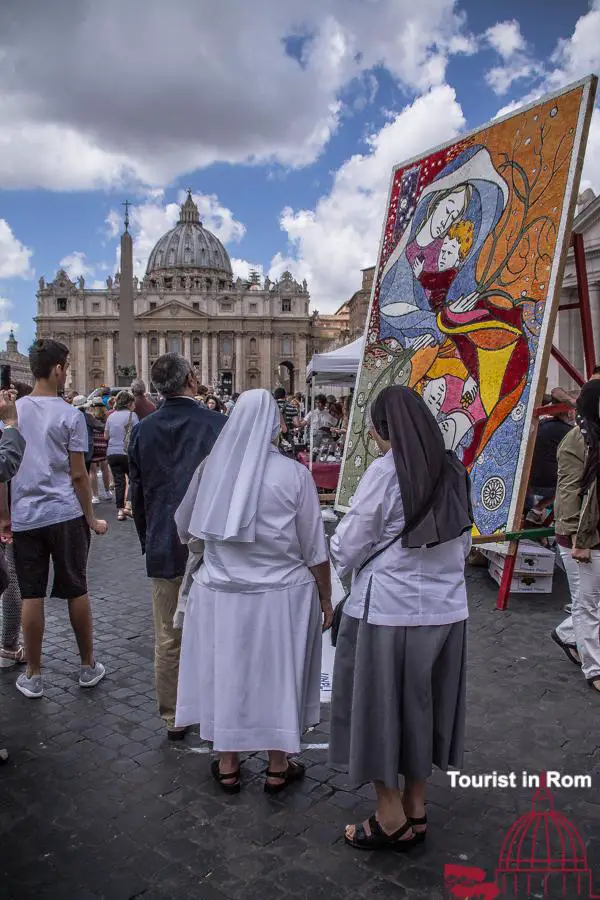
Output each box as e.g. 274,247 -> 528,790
572,232 -> 596,378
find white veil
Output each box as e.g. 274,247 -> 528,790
182,389 -> 281,543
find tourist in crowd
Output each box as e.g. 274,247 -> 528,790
298,393 -> 336,443
0,388 -> 25,760
329,401 -> 344,429
131,379 -> 156,420
223,395 -> 234,415
100,386 -> 112,408
105,390 -> 138,521
275,388 -> 298,435
525,389 -> 575,520
329,385 -> 472,851
552,379 -> 600,691
87,399 -> 113,503
174,389 -> 332,791
206,395 -> 223,413
0,387 -> 27,669
9,340 -> 108,699
128,354 -> 225,740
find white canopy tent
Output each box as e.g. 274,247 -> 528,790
304,336 -> 363,472
306,336 -> 364,385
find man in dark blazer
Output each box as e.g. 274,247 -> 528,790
128,354 -> 226,739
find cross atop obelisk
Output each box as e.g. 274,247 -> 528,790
122,199 -> 130,232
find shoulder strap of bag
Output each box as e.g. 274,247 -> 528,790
355,463 -> 448,576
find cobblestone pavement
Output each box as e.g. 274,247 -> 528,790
1,502 -> 600,899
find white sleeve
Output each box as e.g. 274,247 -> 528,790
330,462 -> 388,579
295,465 -> 329,568
69,412 -> 89,453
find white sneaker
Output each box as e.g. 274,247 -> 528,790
92,496 -> 100,505
79,661 -> 106,688
101,490 -> 114,501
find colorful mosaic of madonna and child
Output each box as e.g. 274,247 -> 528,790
337,77 -> 596,536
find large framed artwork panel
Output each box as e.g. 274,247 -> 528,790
336,77 -> 597,536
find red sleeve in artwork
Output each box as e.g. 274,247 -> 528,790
418,268 -> 457,291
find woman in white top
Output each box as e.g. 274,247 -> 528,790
104,391 -> 138,521
175,389 -> 332,794
329,385 -> 472,852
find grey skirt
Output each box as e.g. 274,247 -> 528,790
328,613 -> 467,788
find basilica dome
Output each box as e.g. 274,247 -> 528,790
145,191 -> 232,277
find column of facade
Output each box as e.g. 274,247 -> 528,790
141,334 -> 149,384
211,333 -> 218,387
106,333 -> 115,386
159,333 -> 167,355
183,333 -> 191,361
235,333 -> 244,392
263,331 -> 272,390
201,333 -> 209,386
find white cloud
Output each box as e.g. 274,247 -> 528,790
485,20 -> 526,60
0,0 -> 475,190
548,0 -> 600,88
493,3 -> 600,191
0,297 -> 18,338
59,251 -> 95,280
581,108 -> 600,193
106,190 -> 247,278
483,19 -> 542,96
0,219 -> 33,279
270,85 -> 465,311
230,259 -> 265,281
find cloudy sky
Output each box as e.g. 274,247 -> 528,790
1,0 -> 598,348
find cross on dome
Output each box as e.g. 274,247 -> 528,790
179,190 -> 201,225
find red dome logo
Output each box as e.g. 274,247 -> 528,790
445,774 -> 598,898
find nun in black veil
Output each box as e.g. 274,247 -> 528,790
329,385 -> 473,852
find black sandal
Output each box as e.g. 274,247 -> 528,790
551,629 -> 581,667
407,814 -> 427,844
344,814 -> 420,852
210,759 -> 241,794
587,677 -> 600,693
264,759 -> 305,794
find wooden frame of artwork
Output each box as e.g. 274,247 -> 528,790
335,76 -> 597,540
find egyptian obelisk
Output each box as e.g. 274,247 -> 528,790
117,201 -> 136,384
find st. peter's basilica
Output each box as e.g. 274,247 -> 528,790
34,192 -> 349,395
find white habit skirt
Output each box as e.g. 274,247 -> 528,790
175,578 -> 322,754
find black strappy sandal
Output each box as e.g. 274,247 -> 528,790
264,759 -> 305,794
551,629 -> 581,667
344,814 -> 420,852
210,759 -> 241,794
407,814 -> 427,844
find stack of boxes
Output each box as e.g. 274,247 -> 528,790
479,540 -> 556,594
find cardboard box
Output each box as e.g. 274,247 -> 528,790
487,559 -> 553,594
479,540 -> 555,575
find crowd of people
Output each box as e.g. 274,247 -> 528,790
1,336 -> 599,851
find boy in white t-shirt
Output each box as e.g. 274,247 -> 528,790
10,339 -> 108,698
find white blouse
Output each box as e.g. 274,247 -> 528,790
330,450 -> 470,627
197,447 -> 328,593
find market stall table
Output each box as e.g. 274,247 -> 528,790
297,451 -> 341,491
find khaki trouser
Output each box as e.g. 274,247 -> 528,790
151,577 -> 182,729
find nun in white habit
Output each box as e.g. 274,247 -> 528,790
174,389 -> 332,795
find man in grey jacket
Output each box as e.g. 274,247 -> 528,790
0,390 -> 25,481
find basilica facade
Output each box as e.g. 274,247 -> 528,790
35,192 -> 342,395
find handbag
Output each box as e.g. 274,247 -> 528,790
330,531 -> 404,647
123,411 -> 134,454
330,475 -> 449,646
